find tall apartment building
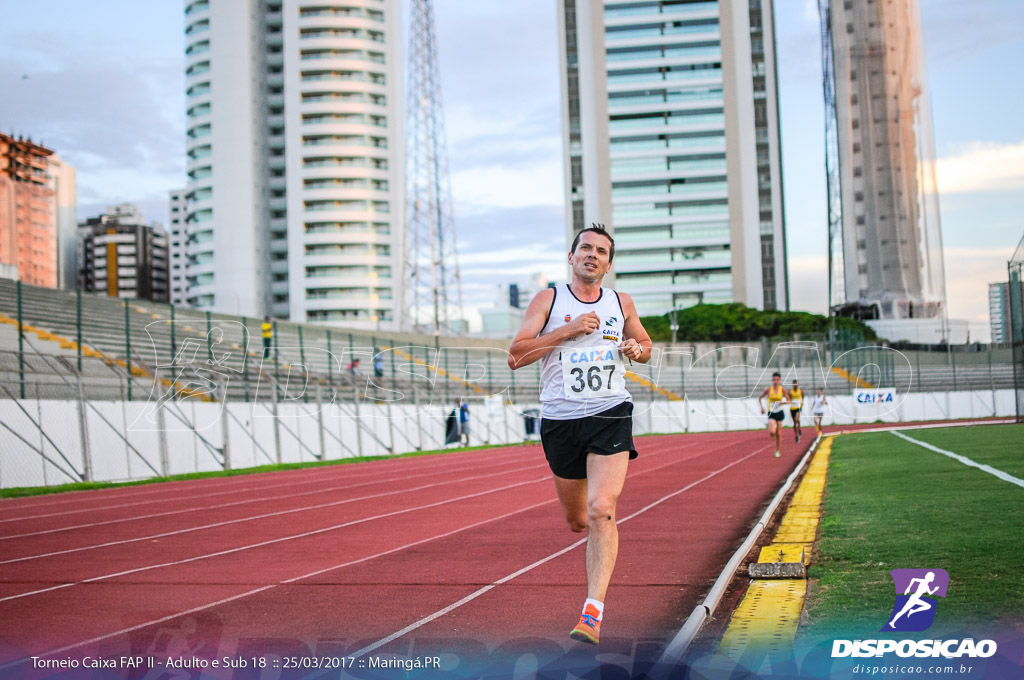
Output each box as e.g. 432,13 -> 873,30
822,0 -> 945,320
557,0 -> 788,316
78,204 -> 169,302
989,282 -> 1009,345
168,189 -> 189,305
48,155 -> 78,290
183,0 -> 404,328
0,133 -> 57,288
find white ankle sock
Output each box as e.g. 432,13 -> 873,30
583,598 -> 604,620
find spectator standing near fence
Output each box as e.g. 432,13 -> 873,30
261,316 -> 273,359
458,399 -> 470,446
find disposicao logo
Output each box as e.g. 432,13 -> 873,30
831,568 -> 998,659
883,568 -> 948,632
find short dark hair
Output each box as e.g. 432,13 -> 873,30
772,372 -> 781,378
570,223 -> 615,262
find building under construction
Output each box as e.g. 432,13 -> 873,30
821,0 -> 945,321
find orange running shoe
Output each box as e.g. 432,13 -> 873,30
569,604 -> 602,644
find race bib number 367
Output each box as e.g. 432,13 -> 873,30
561,348 -> 627,399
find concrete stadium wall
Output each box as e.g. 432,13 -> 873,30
0,389 -> 1016,489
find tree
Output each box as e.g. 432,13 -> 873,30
640,303 -> 878,343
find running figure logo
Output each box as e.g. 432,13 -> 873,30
882,568 -> 949,632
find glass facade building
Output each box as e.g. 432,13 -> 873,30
557,0 -> 788,316
821,0 -> 945,320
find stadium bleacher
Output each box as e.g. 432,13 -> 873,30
0,278 -> 1016,404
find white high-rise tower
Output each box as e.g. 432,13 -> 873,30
557,0 -> 789,315
183,0 -> 403,327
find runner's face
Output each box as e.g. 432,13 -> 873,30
772,376 -> 780,386
569,231 -> 613,284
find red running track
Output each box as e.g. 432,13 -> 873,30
0,430 -> 813,675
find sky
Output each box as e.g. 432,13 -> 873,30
1,0 -> 1021,340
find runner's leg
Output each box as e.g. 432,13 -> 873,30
584,451 -> 630,602
553,476 -> 588,533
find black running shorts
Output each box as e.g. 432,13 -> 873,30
540,401 -> 638,480
768,410 -> 785,422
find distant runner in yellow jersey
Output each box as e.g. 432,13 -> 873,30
758,372 -> 790,458
261,316 -> 273,359
789,379 -> 804,443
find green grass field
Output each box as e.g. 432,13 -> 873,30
800,423 -> 1024,642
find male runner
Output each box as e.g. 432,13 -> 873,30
758,372 -> 790,458
507,225 -> 652,645
789,379 -> 804,443
811,388 -> 828,435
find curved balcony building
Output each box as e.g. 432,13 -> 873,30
182,0 -> 402,328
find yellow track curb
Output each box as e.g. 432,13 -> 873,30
717,436 -> 834,661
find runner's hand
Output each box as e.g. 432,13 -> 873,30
619,338 -> 642,360
570,312 -> 600,335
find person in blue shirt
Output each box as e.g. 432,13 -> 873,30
458,399 -> 470,446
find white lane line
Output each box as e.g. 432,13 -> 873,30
0,447 -> 540,523
3,438 -> 699,551
0,451 -> 540,541
0,463 -> 552,565
0,475 -> 550,604
0,443 -> 533,513
1,435 -> 725,665
891,430 -> 1024,489
350,442 -> 772,658
0,499 -> 555,673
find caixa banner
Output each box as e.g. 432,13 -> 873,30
855,388 -> 897,404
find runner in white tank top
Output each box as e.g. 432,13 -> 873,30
508,225 -> 652,645
812,388 -> 828,435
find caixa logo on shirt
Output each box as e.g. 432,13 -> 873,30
567,349 -> 616,364
832,568 -> 998,659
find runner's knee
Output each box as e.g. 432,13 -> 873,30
587,495 -> 618,524
567,515 -> 588,533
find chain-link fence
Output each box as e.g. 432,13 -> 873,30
1008,235 -> 1024,422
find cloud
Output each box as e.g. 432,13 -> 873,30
929,141 -> 1024,194
780,246 -> 1012,340
0,30 -> 184,225
802,0 -> 820,24
451,160 -> 563,214
446,103 -> 563,215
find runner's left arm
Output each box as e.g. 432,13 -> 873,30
617,292 -> 653,364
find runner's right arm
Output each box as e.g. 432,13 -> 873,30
758,387 -> 770,413
507,289 -> 598,370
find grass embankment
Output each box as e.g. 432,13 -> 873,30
801,424 -> 1024,641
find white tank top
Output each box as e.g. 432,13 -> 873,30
538,284 -> 632,420
812,394 -> 826,413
